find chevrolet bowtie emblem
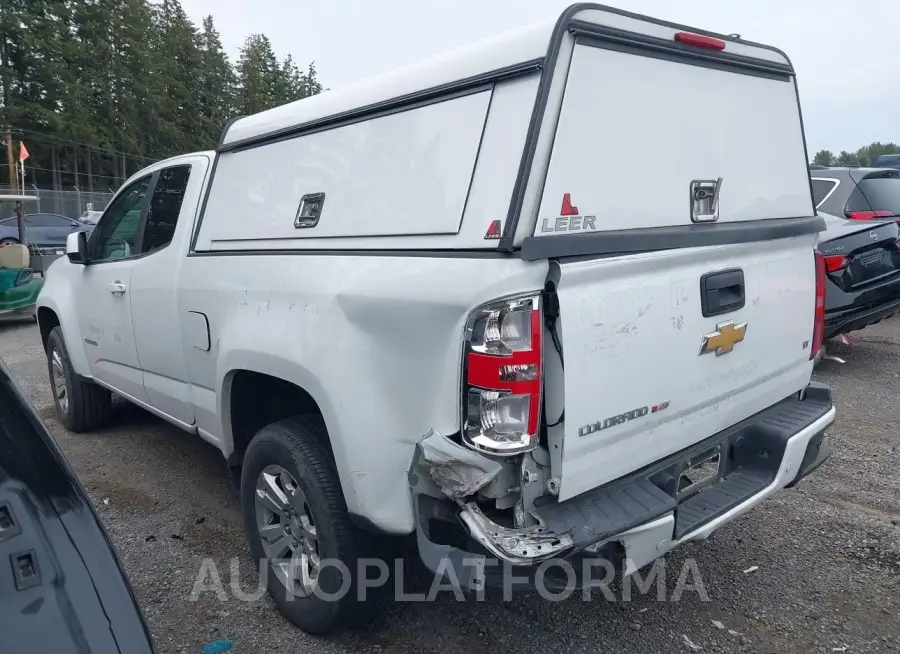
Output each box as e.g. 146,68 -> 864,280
699,320 -> 747,356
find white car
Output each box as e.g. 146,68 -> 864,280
36,3 -> 835,635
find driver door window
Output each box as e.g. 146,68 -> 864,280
89,176 -> 151,262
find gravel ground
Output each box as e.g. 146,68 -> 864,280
1,317 -> 898,654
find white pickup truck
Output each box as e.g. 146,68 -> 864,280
37,3 -> 836,634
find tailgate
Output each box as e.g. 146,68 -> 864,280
554,237 -> 817,501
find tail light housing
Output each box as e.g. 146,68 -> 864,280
811,252 -> 826,360
845,210 -> 895,221
823,254 -> 849,273
462,295 -> 541,455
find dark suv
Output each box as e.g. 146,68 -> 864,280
874,154 -> 900,169
811,167 -> 900,222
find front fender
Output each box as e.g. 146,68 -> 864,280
36,260 -> 91,378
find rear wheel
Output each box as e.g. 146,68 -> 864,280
0,237 -> 19,246
240,416 -> 392,634
46,326 -> 112,432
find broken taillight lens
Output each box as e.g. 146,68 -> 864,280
463,295 -> 541,455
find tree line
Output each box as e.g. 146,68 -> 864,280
0,0 -> 322,191
811,142 -> 899,168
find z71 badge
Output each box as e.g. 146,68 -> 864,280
579,401 -> 670,437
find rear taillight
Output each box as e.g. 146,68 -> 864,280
811,252 -> 826,360
463,295 -> 541,455
823,254 -> 849,273
845,210 -> 895,220
674,32 -> 726,51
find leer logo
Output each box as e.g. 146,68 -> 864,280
540,193 -> 598,234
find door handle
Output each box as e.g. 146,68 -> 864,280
700,268 -> 744,317
109,281 -> 127,295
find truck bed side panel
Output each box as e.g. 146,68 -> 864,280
178,254 -> 549,533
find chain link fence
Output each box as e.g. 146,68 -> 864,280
0,184 -> 115,220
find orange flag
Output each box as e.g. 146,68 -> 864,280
19,142 -> 29,161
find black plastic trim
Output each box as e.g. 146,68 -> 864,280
217,59 -> 543,153
573,32 -> 793,82
785,436 -> 830,489
570,23 -> 793,80
187,248 -> 516,259
700,268 -> 745,317
10,549 -> 41,590
498,2 -> 799,250
520,215 -> 825,261
216,114 -> 244,148
0,502 -> 20,542
824,295 -> 900,340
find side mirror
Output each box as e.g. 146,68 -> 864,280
66,231 -> 88,264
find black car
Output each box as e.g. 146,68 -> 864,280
811,167 -> 900,223
0,359 -> 154,653
816,212 -> 900,340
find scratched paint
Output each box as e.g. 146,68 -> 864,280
553,232 -> 817,501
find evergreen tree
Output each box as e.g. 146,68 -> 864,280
236,34 -> 282,115
1,0 -> 323,189
196,15 -> 236,143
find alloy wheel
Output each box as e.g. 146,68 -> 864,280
255,464 -> 321,596
50,347 -> 69,415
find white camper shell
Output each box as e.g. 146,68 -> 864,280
200,4 -> 816,254
38,3 -> 835,634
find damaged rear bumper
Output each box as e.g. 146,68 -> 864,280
409,383 -> 835,590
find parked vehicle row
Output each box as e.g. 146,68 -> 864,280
811,166 -> 900,341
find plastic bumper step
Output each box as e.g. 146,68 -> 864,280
533,383 -> 833,550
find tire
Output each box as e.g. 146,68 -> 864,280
0,237 -> 19,246
240,416 -> 392,634
46,326 -> 112,432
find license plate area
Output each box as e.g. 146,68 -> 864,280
850,250 -> 895,285
676,444 -> 723,501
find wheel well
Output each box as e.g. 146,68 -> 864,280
37,307 -> 60,349
227,370 -> 328,480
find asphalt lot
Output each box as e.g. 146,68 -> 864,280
1,317 -> 898,654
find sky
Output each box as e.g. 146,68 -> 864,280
179,0 -> 900,156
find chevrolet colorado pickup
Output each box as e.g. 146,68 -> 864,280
36,3 -> 836,634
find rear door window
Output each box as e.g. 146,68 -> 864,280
140,165 -> 191,254
856,171 -> 900,215
811,179 -> 837,208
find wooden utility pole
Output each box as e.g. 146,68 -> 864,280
4,129 -> 15,193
